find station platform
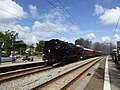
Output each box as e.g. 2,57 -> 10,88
0,56 -> 44,73
108,57 -> 120,90
75,56 -> 120,90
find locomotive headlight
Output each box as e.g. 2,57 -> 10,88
42,54 -> 44,56
55,42 -> 57,44
48,50 -> 51,52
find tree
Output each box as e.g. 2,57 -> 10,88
26,44 -> 35,56
0,32 -> 4,41
3,30 -> 18,55
75,38 -> 84,46
35,40 -> 45,52
101,43 -> 110,54
92,42 -> 111,54
75,38 -> 92,48
92,42 -> 102,51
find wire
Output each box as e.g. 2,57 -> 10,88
0,8 -> 71,38
46,0 -> 90,36
0,0 -> 75,38
113,15 -> 120,36
56,0 -> 80,25
46,0 -> 76,25
56,0 -> 90,35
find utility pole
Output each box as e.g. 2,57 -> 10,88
0,42 -> 4,64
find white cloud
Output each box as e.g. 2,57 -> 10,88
39,8 -> 68,23
32,20 -> 68,37
100,7 -> 120,25
101,34 -> 120,45
13,24 -> 41,45
0,5 -> 72,45
94,4 -> 105,15
0,3 -> 82,45
86,33 -> 96,40
0,0 -> 27,24
29,4 -> 38,18
113,34 -> 120,41
70,25 -> 79,32
102,36 -> 111,43
94,4 -> 120,25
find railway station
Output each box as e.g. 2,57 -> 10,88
0,0 -> 120,90
0,55 -> 120,90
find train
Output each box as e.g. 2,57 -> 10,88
42,39 -> 101,66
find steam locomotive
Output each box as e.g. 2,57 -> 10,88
42,39 -> 101,66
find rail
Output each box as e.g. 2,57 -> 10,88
32,56 -> 105,90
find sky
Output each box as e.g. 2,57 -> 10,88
0,0 -> 120,45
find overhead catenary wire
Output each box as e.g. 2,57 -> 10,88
57,0 -> 107,38
56,0 -> 90,36
0,2 -> 75,37
0,1 -> 73,38
46,0 -> 77,26
0,8 -> 72,38
56,0 -> 81,26
46,0 -> 90,36
0,0 -> 91,42
110,14 -> 120,51
113,15 -> 120,36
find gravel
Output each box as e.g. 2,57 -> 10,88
0,57 -> 98,90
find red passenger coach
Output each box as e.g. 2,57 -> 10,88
82,48 -> 94,59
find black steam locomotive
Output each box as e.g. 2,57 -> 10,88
42,39 -> 101,66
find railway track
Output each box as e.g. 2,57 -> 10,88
0,65 -> 52,83
0,56 -> 105,90
32,56 -> 105,90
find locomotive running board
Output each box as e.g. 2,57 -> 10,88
52,62 -> 61,67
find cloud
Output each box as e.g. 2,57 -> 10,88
94,4 -> 120,25
0,2 -> 82,45
29,4 -> 38,18
0,0 -> 27,24
32,21 -> 67,37
102,36 -> 111,43
39,7 -> 69,23
113,34 -> 120,41
101,34 -> 120,45
70,25 -> 79,32
13,24 -> 41,45
86,33 -> 96,40
94,4 -> 105,15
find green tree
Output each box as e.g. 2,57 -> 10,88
3,30 -> 18,55
0,32 -> 4,41
35,40 -> 45,52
